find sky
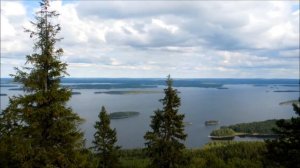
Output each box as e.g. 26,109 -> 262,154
1,0 -> 299,78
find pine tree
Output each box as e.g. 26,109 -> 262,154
93,106 -> 120,168
265,98 -> 300,168
144,75 -> 188,168
0,0 -> 90,167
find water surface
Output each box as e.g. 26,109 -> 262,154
1,78 -> 298,148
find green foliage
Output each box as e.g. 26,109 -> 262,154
210,128 -> 235,136
202,141 -> 241,149
119,149 -> 149,168
120,158 -> 149,168
265,98 -> 300,168
188,142 -> 267,168
112,142 -> 267,168
93,106 -> 121,168
222,119 -> 279,134
119,149 -> 147,159
0,1 -> 89,167
144,75 -> 187,168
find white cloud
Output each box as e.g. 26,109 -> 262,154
216,51 -> 287,68
1,1 -> 32,59
1,15 -> 16,39
1,1 -> 299,78
1,2 -> 26,16
152,19 -> 178,34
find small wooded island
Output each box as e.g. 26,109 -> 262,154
205,120 -> 219,126
210,119 -> 280,140
0,93 -> 8,96
210,128 -> 235,140
109,111 -> 140,119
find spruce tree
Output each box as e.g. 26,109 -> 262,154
0,0 -> 89,167
265,98 -> 300,168
93,106 -> 120,168
144,75 -> 187,168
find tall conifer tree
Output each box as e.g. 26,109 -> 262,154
144,75 -> 187,168
0,0 -> 89,167
93,106 -> 120,168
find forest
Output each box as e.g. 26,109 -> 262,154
96,141 -> 268,168
221,119 -> 279,134
0,1 -> 299,168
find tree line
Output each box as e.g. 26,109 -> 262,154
0,1 -> 299,168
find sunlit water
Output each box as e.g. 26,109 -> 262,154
1,81 -> 298,149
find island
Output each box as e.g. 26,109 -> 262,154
210,128 -> 235,140
65,84 -> 157,89
279,100 -> 299,106
205,120 -> 219,126
71,92 -> 81,95
94,90 -> 161,95
217,87 -> 228,90
8,88 -> 23,91
253,84 -> 269,87
273,90 -> 300,92
0,84 -> 18,88
109,111 -> 140,119
210,119 -> 281,140
0,93 -> 8,96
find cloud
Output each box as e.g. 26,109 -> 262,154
1,0 -> 299,78
279,49 -> 300,58
1,2 -> 34,71
1,2 -> 26,16
104,18 -> 191,48
76,1 -> 199,19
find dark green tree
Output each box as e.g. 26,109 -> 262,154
0,0 -> 90,167
93,106 -> 120,168
265,98 -> 300,168
144,75 -> 187,168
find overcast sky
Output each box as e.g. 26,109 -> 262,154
1,0 -> 299,78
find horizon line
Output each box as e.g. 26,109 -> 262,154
0,77 -> 299,80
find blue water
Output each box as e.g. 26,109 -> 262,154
1,78 -> 299,148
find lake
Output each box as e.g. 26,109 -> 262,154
1,78 -> 299,148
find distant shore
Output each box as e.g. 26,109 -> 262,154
94,90 -> 161,95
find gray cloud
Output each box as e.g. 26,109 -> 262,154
76,1 -> 199,19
